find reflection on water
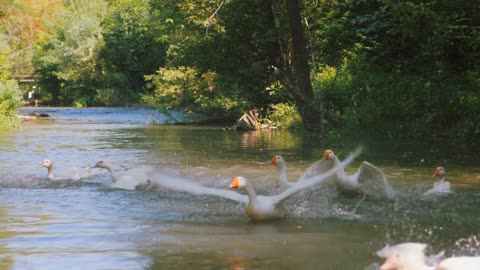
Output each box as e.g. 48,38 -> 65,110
0,107 -> 479,269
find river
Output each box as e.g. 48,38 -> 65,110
0,107 -> 479,270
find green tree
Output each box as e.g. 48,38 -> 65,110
0,34 -> 21,129
145,0 -> 329,127
309,0 -> 480,143
0,80 -> 22,129
34,0 -> 107,106
144,0 -> 281,120
349,0 -> 480,74
98,0 -> 167,105
285,0 -> 323,131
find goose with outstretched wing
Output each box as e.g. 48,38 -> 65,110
270,155 -> 335,187
148,147 -> 362,221
322,149 -> 397,200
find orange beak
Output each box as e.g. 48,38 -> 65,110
38,162 -> 46,168
379,256 -> 396,270
230,177 -> 240,188
433,167 -> 440,177
322,151 -> 330,160
270,156 -> 277,164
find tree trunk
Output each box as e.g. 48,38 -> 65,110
284,0 -> 323,132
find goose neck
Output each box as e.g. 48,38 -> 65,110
330,155 -> 346,178
47,165 -> 54,179
242,182 -> 257,203
104,164 -> 117,182
279,165 -> 289,186
331,155 -> 341,166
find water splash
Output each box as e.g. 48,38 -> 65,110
452,235 -> 480,256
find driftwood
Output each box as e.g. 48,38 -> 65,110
234,108 -> 343,131
236,109 -> 260,130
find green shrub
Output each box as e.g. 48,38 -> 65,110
73,97 -> 90,108
268,103 -> 303,130
143,66 -> 245,118
94,88 -> 121,106
321,50 -> 480,144
0,80 -> 22,129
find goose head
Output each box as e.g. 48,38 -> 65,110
270,155 -> 286,167
229,176 -> 248,189
39,159 -> 53,168
377,243 -> 430,270
433,167 -> 445,178
322,149 -> 336,160
92,160 -> 111,169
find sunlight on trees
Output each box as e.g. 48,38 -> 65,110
0,0 -> 479,142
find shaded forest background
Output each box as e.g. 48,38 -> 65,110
1,0 -> 479,144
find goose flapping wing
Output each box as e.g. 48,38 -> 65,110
355,161 -> 396,199
270,146 -> 362,205
147,170 -> 249,204
437,256 -> 480,270
297,159 -> 335,182
72,166 -> 91,180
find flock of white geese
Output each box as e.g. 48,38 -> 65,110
37,147 -> 478,269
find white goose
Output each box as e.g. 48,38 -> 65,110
92,160 -> 153,190
270,155 -> 334,187
424,166 -> 452,196
147,147 -> 362,221
377,242 -> 480,270
92,161 -> 117,180
270,155 -> 294,187
322,149 -> 397,199
38,159 -> 91,181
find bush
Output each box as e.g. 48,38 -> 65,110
0,80 -> 22,129
320,50 -> 480,144
93,88 -> 121,106
268,103 -> 303,129
143,66 -> 245,119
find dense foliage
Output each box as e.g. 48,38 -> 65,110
0,80 -> 22,129
0,9 -> 21,130
98,0 -> 167,105
310,0 -> 480,143
1,0 -> 479,143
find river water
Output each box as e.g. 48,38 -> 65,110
0,107 -> 479,270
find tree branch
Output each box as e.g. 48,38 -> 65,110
205,1 -> 224,35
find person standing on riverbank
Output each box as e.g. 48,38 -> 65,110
28,88 -> 34,102
31,86 -> 40,107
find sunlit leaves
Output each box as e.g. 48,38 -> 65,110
143,66 -> 241,115
0,80 -> 22,129
34,0 -> 107,105
99,0 -> 166,101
